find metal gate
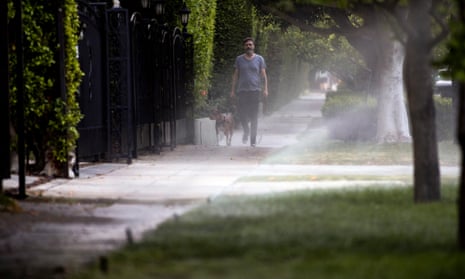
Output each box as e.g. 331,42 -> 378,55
159,30 -> 176,150
173,28 -> 189,122
130,18 -> 191,153
130,13 -> 163,154
76,1 -> 107,161
77,1 -> 133,164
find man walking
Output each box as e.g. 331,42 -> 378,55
230,37 -> 268,147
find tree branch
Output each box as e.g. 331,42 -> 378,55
260,4 -> 338,36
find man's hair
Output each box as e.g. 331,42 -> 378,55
243,37 -> 254,44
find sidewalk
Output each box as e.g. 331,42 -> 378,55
24,94 -> 326,201
1,93 -> 460,278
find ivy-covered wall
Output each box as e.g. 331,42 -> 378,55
8,0 -> 82,176
184,0 -> 217,115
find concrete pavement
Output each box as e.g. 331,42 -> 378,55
5,93 -> 328,202
1,93 -> 460,278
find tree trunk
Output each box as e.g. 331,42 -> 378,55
353,13 -> 411,144
404,0 -> 440,202
375,40 -> 411,143
458,80 -> 465,249
456,0 -> 465,252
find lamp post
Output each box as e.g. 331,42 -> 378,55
154,0 -> 165,18
141,0 -> 150,9
179,2 -> 190,34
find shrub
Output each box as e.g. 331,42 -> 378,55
323,92 -> 456,142
185,0 -> 217,116
322,91 -> 377,141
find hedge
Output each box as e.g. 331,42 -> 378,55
322,91 -> 456,142
322,91 -> 377,141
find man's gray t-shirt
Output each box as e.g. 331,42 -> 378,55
234,54 -> 266,92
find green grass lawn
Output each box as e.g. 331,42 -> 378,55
70,129 -> 463,278
72,185 -> 465,279
264,131 -> 460,166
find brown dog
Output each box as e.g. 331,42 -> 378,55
209,110 -> 234,146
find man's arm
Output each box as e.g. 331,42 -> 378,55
261,68 -> 268,97
230,68 -> 238,98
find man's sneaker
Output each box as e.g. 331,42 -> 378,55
251,143 -> 256,147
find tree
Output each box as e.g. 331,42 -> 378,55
444,0 -> 465,250
399,0 -> 447,201
384,0 -> 452,202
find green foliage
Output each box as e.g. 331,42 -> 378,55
8,0 -> 83,173
443,5 -> 465,82
321,90 -> 376,118
432,0 -> 459,70
209,0 -> 254,108
185,0 -> 217,113
284,25 -> 366,91
60,0 -> 84,162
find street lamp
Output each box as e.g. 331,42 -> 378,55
179,2 -> 190,33
154,0 -> 165,17
141,0 -> 150,9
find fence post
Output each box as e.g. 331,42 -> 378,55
0,0 -> 10,192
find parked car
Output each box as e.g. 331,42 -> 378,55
434,69 -> 457,98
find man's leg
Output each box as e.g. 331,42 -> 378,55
237,94 -> 249,143
249,93 -> 260,146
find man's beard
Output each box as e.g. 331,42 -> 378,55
246,48 -> 253,55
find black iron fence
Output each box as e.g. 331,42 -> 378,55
130,15 -> 193,156
1,0 -> 194,192
76,2 -> 108,164
76,0 -> 194,165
